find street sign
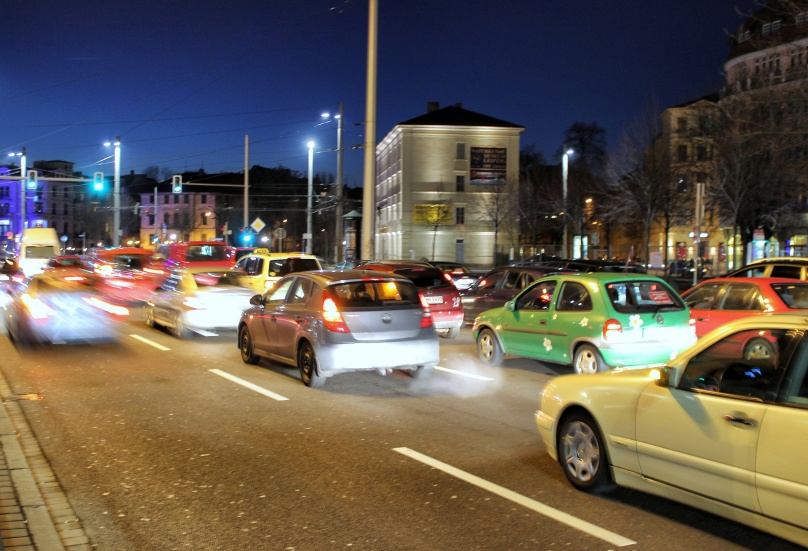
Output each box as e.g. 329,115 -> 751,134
274,227 -> 287,239
250,217 -> 266,233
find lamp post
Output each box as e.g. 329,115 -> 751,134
306,140 -> 315,254
8,149 -> 26,235
104,137 -> 121,246
561,148 -> 573,258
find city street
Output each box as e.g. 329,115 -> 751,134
0,314 -> 800,550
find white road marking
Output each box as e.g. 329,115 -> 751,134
393,447 -> 636,547
209,369 -> 289,401
434,365 -> 494,381
130,334 -> 171,351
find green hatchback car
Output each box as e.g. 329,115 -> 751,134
473,273 -> 697,373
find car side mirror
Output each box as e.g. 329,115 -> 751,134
656,365 -> 679,388
250,294 -> 263,306
504,300 -> 515,312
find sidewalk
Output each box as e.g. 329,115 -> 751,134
0,367 -> 91,550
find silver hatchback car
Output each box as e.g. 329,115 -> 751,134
237,270 -> 440,388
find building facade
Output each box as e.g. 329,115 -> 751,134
375,103 -> 524,267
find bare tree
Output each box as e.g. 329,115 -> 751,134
467,183 -> 519,265
518,146 -> 561,255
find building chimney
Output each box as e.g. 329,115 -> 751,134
427,101 -> 440,112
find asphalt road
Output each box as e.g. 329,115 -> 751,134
0,313 -> 801,550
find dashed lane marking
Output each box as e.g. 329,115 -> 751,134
130,334 -> 171,351
209,369 -> 289,401
393,447 -> 636,547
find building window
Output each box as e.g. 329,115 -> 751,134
456,175 -> 465,192
149,196 -> 154,204
697,145 -> 708,161
63,204 -> 68,215
772,20 -> 781,33
201,194 -> 207,203
183,195 -> 189,204
677,145 -> 688,162
35,202 -> 43,214
173,195 -> 179,205
456,207 -> 465,224
456,143 -> 466,160
762,22 -> 771,35
677,117 -> 688,132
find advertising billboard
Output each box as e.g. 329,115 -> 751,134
470,147 -> 507,185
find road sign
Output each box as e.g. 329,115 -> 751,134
250,217 -> 266,233
274,227 -> 287,239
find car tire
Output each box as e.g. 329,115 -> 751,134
408,365 -> 433,379
557,411 -> 614,493
477,328 -> 504,366
239,326 -> 260,365
170,311 -> 191,339
298,341 -> 325,388
573,344 -> 607,374
744,338 -> 773,361
442,327 -> 460,339
144,304 -> 158,328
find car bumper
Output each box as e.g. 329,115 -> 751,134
432,311 -> 464,330
535,409 -> 558,460
185,309 -> 243,332
598,336 -> 697,367
315,338 -> 440,374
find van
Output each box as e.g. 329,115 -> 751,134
19,227 -> 61,276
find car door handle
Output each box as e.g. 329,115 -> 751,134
724,415 -> 753,426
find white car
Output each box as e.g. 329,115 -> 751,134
145,268 -> 255,338
535,313 -> 808,547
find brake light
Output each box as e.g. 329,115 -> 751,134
603,318 -> 622,340
322,291 -> 350,333
419,294 -> 434,328
65,276 -> 85,282
442,272 -> 453,283
83,296 -> 130,317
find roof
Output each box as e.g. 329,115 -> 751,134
398,104 -> 523,129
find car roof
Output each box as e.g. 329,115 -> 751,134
286,269 -> 413,284
539,272 -> 665,283
747,257 -> 808,265
244,251 -> 319,260
690,276 -> 808,285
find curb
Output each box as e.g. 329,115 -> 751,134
0,367 -> 91,550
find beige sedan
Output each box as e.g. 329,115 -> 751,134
535,313 -> 808,547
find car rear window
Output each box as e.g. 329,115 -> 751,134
192,272 -> 243,287
771,283 -> 808,308
328,280 -> 421,307
394,267 -> 449,288
187,245 -> 229,262
606,280 -> 685,313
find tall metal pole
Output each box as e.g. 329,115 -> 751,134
19,148 -> 26,236
154,187 -> 160,245
562,150 -> 569,259
335,102 -> 344,264
244,134 -> 250,230
113,137 -> 121,246
307,141 -> 314,254
362,0 -> 377,261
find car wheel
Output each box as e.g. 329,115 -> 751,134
442,327 -> 460,339
239,326 -> 260,365
298,341 -> 325,388
144,304 -> 157,328
558,411 -> 613,493
573,344 -> 607,374
477,328 -> 504,366
408,365 -> 433,379
170,311 -> 190,339
744,338 -> 773,361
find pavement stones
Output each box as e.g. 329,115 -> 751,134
0,368 -> 91,550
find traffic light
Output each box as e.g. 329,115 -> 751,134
26,170 -> 38,190
172,175 -> 183,193
93,172 -> 104,191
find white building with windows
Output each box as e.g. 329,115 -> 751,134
374,103 -> 524,267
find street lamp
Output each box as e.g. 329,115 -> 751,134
320,104 -> 345,263
562,148 -> 574,258
8,148 -> 26,235
306,140 -> 315,254
104,137 -> 121,246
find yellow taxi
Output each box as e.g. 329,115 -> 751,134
232,248 -> 322,294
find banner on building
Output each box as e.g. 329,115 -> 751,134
470,147 -> 507,185
414,204 -> 452,224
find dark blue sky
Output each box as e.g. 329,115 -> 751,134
2,1 -> 757,187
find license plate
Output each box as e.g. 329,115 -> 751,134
424,296 -> 443,304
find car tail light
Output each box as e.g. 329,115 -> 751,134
442,272 -> 453,283
419,295 -> 434,328
322,290 -> 350,333
83,296 -> 130,317
21,293 -> 56,320
65,276 -> 85,282
603,318 -> 622,340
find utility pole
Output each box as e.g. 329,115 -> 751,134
362,0 -> 377,261
335,102 -> 344,264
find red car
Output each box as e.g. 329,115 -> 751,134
681,277 -> 808,337
359,260 -> 464,339
85,247 -> 167,304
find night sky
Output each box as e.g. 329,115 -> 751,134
2,1 -> 758,187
